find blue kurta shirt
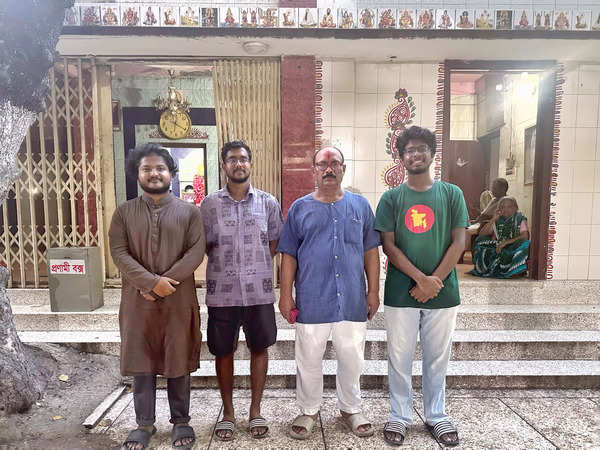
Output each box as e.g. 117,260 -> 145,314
277,191 -> 381,324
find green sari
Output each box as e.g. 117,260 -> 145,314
470,212 -> 529,278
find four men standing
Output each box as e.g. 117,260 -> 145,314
110,129 -> 465,447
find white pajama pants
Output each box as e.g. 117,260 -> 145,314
295,321 -> 367,415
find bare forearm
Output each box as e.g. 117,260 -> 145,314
280,253 -> 297,298
364,247 -> 380,294
432,228 -> 466,280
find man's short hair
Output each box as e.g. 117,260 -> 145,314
493,178 -> 509,194
221,140 -> 252,163
125,144 -> 178,179
312,146 -> 345,166
395,126 -> 437,158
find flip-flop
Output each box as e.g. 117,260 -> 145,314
340,412 -> 374,437
383,422 -> 406,447
122,426 -> 157,450
172,424 -> 196,449
426,420 -> 459,447
249,416 -> 269,439
214,419 -> 235,441
289,414 -> 317,440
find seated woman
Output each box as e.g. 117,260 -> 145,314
470,196 -> 530,278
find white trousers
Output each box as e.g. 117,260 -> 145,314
295,321 -> 367,415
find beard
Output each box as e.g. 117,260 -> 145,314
405,159 -> 432,175
139,179 -> 171,194
228,169 -> 250,184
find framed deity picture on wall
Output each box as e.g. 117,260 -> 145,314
524,125 -> 536,185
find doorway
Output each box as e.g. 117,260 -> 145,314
443,60 -> 556,280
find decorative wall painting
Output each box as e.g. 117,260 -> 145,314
80,5 -> 101,26
258,8 -> 278,28
377,9 -> 396,29
554,10 -> 571,30
202,8 -> 218,27
219,7 -> 239,27
358,8 -> 376,29
101,5 -> 120,26
496,10 -> 512,30
239,8 -> 257,28
513,9 -> 532,30
179,6 -> 199,27
455,10 -> 474,29
573,10 -> 591,31
160,6 -> 179,26
141,5 -> 159,27
593,10 -> 600,31
417,9 -> 435,30
338,9 -> 356,29
279,8 -> 297,28
319,8 -> 337,28
475,10 -> 494,29
299,8 -> 317,28
534,10 -> 553,30
64,6 -> 80,26
398,10 -> 416,30
436,9 -> 454,29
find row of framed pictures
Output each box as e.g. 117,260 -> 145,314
67,4 -> 600,31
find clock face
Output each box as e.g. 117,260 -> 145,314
159,110 -> 191,139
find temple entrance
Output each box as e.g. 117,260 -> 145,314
443,61 -> 557,280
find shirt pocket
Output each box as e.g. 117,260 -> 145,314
249,213 -> 269,247
344,217 -> 363,245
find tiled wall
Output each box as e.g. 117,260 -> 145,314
552,63 -> 600,280
111,75 -> 217,205
319,60 -> 439,213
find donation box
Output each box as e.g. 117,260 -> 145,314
47,247 -> 104,312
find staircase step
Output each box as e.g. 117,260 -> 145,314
8,280 -> 600,306
12,304 -> 600,331
144,359 -> 600,389
18,329 -> 600,361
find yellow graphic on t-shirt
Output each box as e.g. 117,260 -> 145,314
404,204 -> 435,234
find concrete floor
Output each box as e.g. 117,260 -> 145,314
94,388 -> 600,449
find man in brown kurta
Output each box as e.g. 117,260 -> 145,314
109,143 -> 205,450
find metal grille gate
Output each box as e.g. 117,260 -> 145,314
0,58 -> 104,287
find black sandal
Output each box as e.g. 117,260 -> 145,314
426,420 -> 459,447
122,426 -> 157,450
383,421 -> 406,446
171,424 -> 196,449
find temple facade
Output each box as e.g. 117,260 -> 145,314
1,0 -> 600,285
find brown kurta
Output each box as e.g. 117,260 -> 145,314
109,193 -> 205,378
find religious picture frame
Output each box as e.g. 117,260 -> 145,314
112,100 -> 121,131
524,125 -> 536,185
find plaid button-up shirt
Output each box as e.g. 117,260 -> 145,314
200,185 -> 283,307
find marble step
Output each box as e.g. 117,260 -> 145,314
145,360 -> 600,389
8,279 -> 600,306
18,329 -> 600,361
11,303 -> 600,332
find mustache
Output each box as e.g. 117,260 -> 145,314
322,173 -> 336,179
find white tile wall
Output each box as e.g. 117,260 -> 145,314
553,63 -> 600,279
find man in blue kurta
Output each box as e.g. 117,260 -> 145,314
277,147 -> 381,440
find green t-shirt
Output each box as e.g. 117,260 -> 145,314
374,181 -> 468,309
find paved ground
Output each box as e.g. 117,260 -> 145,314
94,388 -> 600,449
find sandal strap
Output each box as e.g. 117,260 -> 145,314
384,421 -> 407,436
215,420 -> 235,432
432,420 -> 457,438
249,417 -> 268,429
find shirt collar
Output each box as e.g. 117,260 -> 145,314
219,184 -> 255,202
141,192 -> 175,207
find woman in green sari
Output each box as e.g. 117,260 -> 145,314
470,196 -> 530,278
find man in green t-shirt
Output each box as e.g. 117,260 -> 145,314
375,126 -> 467,447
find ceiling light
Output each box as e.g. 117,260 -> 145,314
242,41 -> 269,54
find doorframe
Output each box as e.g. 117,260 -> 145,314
442,60 -> 557,280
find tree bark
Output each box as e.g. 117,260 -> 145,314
0,0 -> 73,413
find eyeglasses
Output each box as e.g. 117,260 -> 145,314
404,145 -> 430,156
314,161 -> 343,171
225,157 -> 250,166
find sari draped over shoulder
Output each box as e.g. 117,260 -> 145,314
470,212 -> 529,278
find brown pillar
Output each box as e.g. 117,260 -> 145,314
281,55 -> 315,217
